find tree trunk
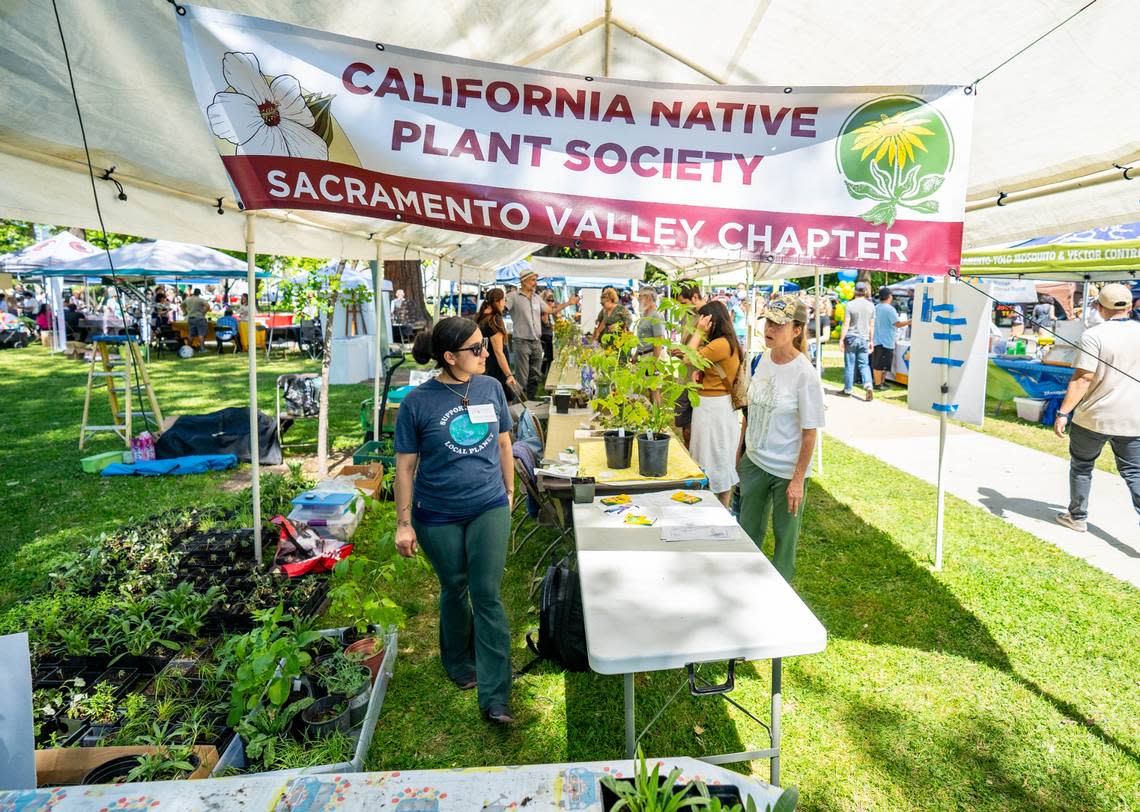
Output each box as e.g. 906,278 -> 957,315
857,268 -> 872,286
316,258 -> 347,477
384,259 -> 429,326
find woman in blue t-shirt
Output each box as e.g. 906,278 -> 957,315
394,317 -> 517,724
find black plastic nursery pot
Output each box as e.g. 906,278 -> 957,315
300,694 -> 352,737
82,755 -> 144,785
603,431 -> 635,470
345,667 -> 372,726
598,778 -> 743,812
571,476 -> 596,505
636,432 -> 671,478
553,392 -> 571,414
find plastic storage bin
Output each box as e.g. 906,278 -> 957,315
290,489 -> 357,517
288,493 -> 365,541
1013,397 -> 1046,422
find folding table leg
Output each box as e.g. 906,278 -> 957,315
771,658 -> 782,786
624,672 -> 636,758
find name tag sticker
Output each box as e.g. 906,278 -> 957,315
467,403 -> 497,424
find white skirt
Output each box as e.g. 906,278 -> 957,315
689,394 -> 741,493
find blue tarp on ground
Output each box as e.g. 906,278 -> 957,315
101,454 -> 238,477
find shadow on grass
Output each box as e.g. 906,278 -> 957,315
796,480 -> 1139,766
794,666 -> 1115,812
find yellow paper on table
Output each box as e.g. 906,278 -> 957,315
576,436 -> 706,484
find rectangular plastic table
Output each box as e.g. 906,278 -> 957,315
572,490 -> 827,784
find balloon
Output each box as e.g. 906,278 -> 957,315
834,302 -> 846,321
837,269 -> 858,283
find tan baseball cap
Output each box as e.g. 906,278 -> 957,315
763,293 -> 808,324
1097,282 -> 1133,310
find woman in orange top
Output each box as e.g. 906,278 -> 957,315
686,300 -> 743,505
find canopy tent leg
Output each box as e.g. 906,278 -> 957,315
434,265 -> 443,322
458,264 -> 465,315
372,242 -> 383,442
933,273 -> 951,571
245,212 -> 262,566
814,268 -> 824,476
744,261 -> 755,363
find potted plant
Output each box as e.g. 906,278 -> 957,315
314,651 -> 371,725
329,547 -> 404,683
599,747 -> 798,812
300,694 -> 352,738
235,697 -> 314,769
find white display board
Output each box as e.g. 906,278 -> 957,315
0,633 -> 35,790
579,288 -> 602,336
907,281 -> 990,426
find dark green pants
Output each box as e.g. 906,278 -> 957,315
738,456 -> 806,582
414,506 -> 512,711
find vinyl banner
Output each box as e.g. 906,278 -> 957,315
176,6 -> 974,273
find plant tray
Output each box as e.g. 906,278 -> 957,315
352,440 -> 395,467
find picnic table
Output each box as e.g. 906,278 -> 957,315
572,489 -> 827,783
545,360 -> 582,391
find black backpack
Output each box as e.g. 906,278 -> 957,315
518,558 -> 589,673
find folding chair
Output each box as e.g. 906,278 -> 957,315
511,456 -> 573,598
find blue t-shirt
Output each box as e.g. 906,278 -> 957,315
874,302 -> 900,349
394,375 -> 512,525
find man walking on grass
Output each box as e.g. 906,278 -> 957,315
505,270 -> 578,400
839,281 -> 875,401
1054,283 -> 1140,532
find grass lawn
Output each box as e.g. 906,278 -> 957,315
1,346 -> 1137,810
817,346 -> 1120,476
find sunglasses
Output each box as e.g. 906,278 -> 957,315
454,338 -> 488,357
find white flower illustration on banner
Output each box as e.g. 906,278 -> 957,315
207,52 -> 329,160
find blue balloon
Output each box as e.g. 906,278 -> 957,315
837,269 -> 858,282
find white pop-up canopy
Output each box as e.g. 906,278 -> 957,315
2,1 -> 1139,269
0,231 -> 101,274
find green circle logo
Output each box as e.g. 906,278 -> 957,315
836,95 -> 954,227
448,413 -> 490,447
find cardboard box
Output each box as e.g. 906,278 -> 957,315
35,744 -> 219,786
336,462 -> 385,499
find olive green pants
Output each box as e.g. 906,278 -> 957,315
414,506 -> 512,711
738,456 -> 806,582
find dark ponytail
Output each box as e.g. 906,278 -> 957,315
412,316 -> 480,373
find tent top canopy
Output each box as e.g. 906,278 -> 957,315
960,221 -> 1140,282
3,1 -> 1139,272
0,231 -> 101,274
40,239 -> 272,279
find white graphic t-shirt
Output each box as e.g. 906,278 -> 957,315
745,352 -> 826,480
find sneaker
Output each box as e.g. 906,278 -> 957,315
836,390 -> 853,398
1056,512 -> 1087,532
451,673 -> 477,691
484,704 -> 515,725
864,387 -> 874,402
874,384 -> 890,391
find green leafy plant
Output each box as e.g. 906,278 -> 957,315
236,697 -> 314,768
315,651 -> 370,697
155,582 -> 221,639
215,604 -> 321,726
67,681 -> 118,725
124,721 -> 201,782
601,747 -> 798,812
329,534 -> 406,634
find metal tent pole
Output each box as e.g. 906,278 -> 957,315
244,213 -> 262,565
434,263 -> 444,322
814,267 -> 824,476
371,242 -> 383,442
934,273 -> 951,571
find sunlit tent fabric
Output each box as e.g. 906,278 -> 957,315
3,1 -> 1139,267
49,240 -> 271,280
0,231 -> 100,274
960,222 -> 1140,282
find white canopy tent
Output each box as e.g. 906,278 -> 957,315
5,0 -> 1137,560
3,1 -> 1139,268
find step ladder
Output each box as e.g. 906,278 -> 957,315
79,335 -> 164,449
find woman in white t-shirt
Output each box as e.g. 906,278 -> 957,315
737,294 -> 825,581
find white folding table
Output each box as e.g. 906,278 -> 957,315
572,490 -> 827,784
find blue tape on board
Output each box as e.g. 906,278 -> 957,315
933,332 -> 963,341
930,304 -> 955,312
935,315 -> 968,326
931,403 -> 959,413
932,357 -> 965,367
